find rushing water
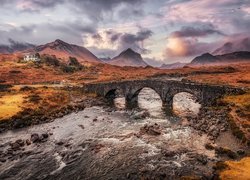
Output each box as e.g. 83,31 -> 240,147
114,88 -> 201,118
0,88 -> 214,179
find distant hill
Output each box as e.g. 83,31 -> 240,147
189,51 -> 250,66
160,62 -> 187,69
107,48 -> 148,67
100,57 -> 112,62
213,37 -> 250,55
24,39 -> 101,64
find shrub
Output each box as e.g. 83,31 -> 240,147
20,86 -> 35,92
9,70 -> 21,74
42,55 -> 60,67
28,94 -> 42,104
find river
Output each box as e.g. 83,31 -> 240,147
0,88 -> 217,179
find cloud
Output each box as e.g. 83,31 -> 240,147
14,0 -> 64,12
164,36 -> 217,60
84,28 -> 153,57
0,21 -> 96,45
69,0 -> 146,21
170,24 -> 225,38
162,0 -> 250,31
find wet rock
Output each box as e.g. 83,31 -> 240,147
196,154 -> 208,165
78,125 -> 85,129
205,143 -> 215,150
237,149 -> 245,155
90,143 -> 105,153
31,133 -> 40,143
15,139 -> 25,147
140,123 -> 161,136
10,142 -> 21,151
131,110 -> 150,120
0,158 -> 6,163
162,150 -> 175,157
26,139 -> 31,146
215,147 -> 237,159
56,141 -> 64,146
41,133 -> 49,139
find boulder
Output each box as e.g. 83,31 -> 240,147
31,133 -> 40,143
140,123 -> 161,136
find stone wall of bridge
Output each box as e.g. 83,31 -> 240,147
84,80 -> 244,115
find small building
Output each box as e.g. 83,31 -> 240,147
23,53 -> 40,62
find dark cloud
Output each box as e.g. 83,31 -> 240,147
70,0 -> 146,21
0,21 -> 96,45
113,29 -> 152,54
170,24 -> 224,38
27,0 -> 65,8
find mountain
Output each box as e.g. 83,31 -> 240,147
189,51 -> 250,66
25,39 -> 100,63
213,37 -> 250,55
160,62 -> 187,69
190,53 -> 219,65
107,48 -> 148,67
0,39 -> 35,54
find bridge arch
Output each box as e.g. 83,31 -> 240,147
104,88 -> 125,106
162,89 -> 201,116
125,86 -> 164,110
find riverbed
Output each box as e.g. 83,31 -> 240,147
0,88 -> 235,179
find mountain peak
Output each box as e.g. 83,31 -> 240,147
54,39 -> 68,45
107,49 -> 148,67
124,48 -> 134,53
120,48 -> 140,57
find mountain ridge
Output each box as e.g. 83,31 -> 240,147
189,51 -> 250,66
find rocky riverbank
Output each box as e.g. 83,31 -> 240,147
0,96 -> 105,133
187,107 -> 230,141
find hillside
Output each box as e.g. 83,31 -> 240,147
24,39 -> 101,64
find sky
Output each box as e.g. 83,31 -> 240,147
0,0 -> 250,66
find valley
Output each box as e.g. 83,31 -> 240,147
0,40 -> 250,180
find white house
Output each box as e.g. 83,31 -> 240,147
23,54 -> 40,62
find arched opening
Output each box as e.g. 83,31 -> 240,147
172,92 -> 201,117
105,89 -> 125,109
137,87 -> 164,118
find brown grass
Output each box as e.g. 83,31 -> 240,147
219,157 -> 250,180
223,92 -> 250,143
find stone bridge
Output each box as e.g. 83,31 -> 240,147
84,79 -> 244,115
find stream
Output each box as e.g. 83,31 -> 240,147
0,88 -> 221,179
